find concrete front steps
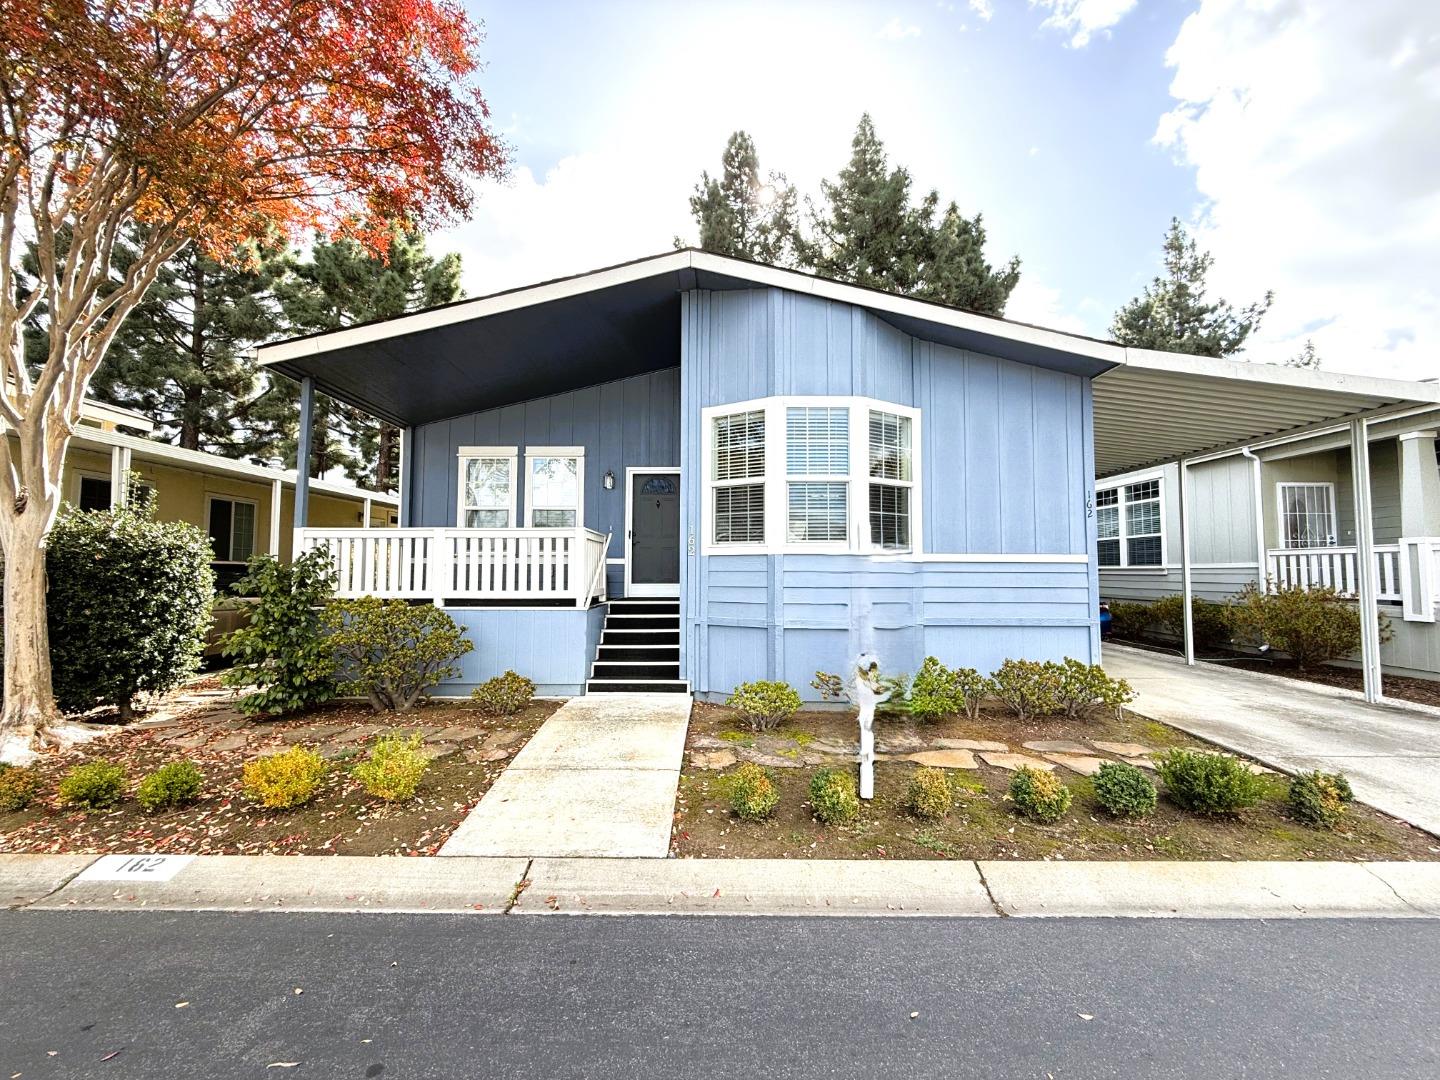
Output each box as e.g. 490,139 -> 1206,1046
587,598 -> 688,694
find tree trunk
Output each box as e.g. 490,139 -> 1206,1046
0,514 -> 58,748
376,425 -> 396,494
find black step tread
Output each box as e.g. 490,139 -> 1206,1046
586,680 -> 690,694
601,632 -> 680,646
597,646 -> 680,662
591,663 -> 682,679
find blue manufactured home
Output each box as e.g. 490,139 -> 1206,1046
261,250 -> 1117,698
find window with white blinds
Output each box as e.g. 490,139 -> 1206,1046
1094,476 -> 1163,568
704,396 -> 920,553
712,410 -> 766,543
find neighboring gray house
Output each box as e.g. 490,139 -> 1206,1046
1099,404 -> 1440,678
256,250 -> 1440,698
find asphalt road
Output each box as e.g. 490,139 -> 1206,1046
3,911 -> 1438,1079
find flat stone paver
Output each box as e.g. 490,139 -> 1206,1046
903,749 -> 979,769
1104,644 -> 1440,836
440,693 -> 690,859
1041,753 -> 1110,776
1023,740 -> 1092,754
979,752 -> 1055,772
934,738 -> 1009,752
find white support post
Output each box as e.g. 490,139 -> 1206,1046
398,426 -> 413,528
269,478 -> 283,556
362,496 -> 372,529
108,445 -> 131,509
1350,418 -> 1383,703
429,526 -> 448,607
1179,458 -> 1195,666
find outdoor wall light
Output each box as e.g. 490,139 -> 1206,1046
603,470 -> 616,490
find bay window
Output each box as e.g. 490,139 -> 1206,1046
1096,477 -> 1163,568
457,446 -> 516,528
704,396 -> 921,554
525,447 -> 584,528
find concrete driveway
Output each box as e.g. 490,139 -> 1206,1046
1103,644 -> 1440,838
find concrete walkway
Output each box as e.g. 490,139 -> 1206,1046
1104,644 -> 1440,836
438,693 -> 691,859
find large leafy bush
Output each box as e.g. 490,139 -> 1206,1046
909,657 -> 991,721
1105,601 -> 1153,641
221,550 -> 337,717
1150,595 -> 1233,651
989,659 -> 1064,720
44,497 -> 214,719
1229,583 -> 1390,671
323,597 -> 474,713
727,680 -> 802,732
1053,659 -> 1135,719
1155,749 -> 1263,815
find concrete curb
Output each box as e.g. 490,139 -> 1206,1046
4,853 -> 1439,918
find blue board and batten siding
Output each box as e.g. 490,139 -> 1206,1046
680,288 -> 1099,700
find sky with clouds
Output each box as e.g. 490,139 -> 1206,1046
437,0 -> 1440,382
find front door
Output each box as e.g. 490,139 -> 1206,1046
626,469 -> 681,598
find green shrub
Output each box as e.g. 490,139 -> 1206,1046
811,671 -> 846,701
1007,765 -> 1071,823
1156,749 -> 1263,815
809,767 -> 859,824
1288,770 -> 1354,829
136,761 -> 203,811
57,761 -> 126,810
471,670 -> 536,716
909,657 -> 992,721
1092,760 -> 1157,818
1054,658 -> 1136,719
906,766 -> 953,819
1229,582 -> 1391,671
1106,601 -> 1154,641
241,746 -> 328,809
351,733 -> 430,802
0,764 -> 41,812
725,762 -> 780,821
45,495 -> 215,720
989,659 -> 1064,720
323,597 -> 474,713
221,550 -> 338,717
1150,595 -> 1233,651
727,680 -> 803,732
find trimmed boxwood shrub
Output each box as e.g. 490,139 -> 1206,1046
1008,765 -> 1071,823
1150,595 -> 1234,651
241,746 -> 328,809
909,657 -> 992,722
1156,749 -> 1263,815
221,550 -> 338,717
990,659 -> 1064,720
1288,770 -> 1354,829
45,495 -> 215,720
1105,601 -> 1154,641
471,670 -> 536,716
323,597 -> 474,714
809,767 -> 859,824
724,762 -> 779,821
1054,658 -> 1135,719
137,761 -> 204,811
1092,760 -> 1156,819
0,764 -> 41,812
352,733 -> 430,802
727,680 -> 802,732
1229,582 -> 1391,671
906,766 -> 953,820
57,761 -> 126,810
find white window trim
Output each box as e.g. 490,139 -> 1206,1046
523,445 -> 585,528
1275,481 -> 1338,549
1095,470 -> 1165,569
205,493 -> 259,564
701,395 -> 923,556
456,445 -> 517,529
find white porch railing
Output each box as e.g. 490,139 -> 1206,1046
1266,538 -> 1440,621
296,527 -> 610,607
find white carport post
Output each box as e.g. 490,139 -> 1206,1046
108,445 -> 132,509
1178,458 -> 1195,665
1350,417 -> 1383,702
269,478 -> 283,555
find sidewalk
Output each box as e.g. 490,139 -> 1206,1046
438,692 -> 690,858
1103,644 -> 1440,836
8,852 -> 1439,918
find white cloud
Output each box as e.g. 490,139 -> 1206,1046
1005,274 -> 1094,335
880,17 -> 922,41
968,0 -> 994,21
1032,0 -> 1139,48
1156,0 -> 1440,380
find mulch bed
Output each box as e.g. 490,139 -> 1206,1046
0,698 -> 559,856
671,703 -> 1440,862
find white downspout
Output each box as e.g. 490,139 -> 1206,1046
1241,447 -> 1266,587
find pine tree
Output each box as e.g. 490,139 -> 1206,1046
1111,218 -> 1273,358
686,131 -> 800,264
274,227 -> 464,490
801,115 -> 1020,314
89,231 -> 290,455
1287,339 -> 1321,369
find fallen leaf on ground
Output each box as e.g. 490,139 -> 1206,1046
100,1051 -> 122,1061
266,1062 -> 300,1069
1077,1013 -> 1094,1021
174,1002 -> 189,1009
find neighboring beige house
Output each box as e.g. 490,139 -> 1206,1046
1098,403 -> 1440,679
42,398 -> 397,592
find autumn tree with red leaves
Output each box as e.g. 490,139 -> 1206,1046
0,0 -> 506,752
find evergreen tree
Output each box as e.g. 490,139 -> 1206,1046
802,115 -> 1020,314
275,227 -> 464,490
1111,218 -> 1273,358
1287,339 -> 1321,369
685,131 -> 800,264
90,231 -> 291,455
